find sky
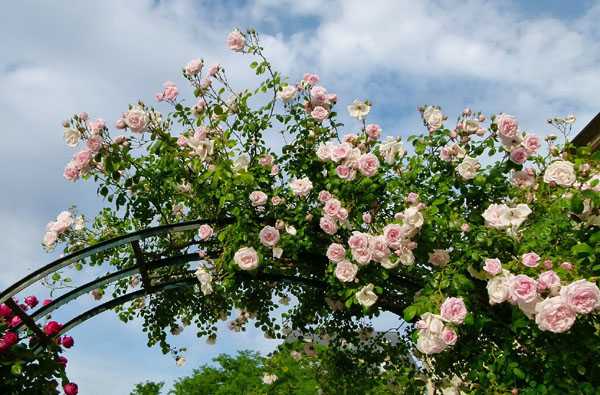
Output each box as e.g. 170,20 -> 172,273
1,0 -> 600,393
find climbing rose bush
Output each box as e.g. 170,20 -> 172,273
29,28 -> 600,393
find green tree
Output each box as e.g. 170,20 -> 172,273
130,381 -> 164,395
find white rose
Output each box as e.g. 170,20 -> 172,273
379,137 -> 405,165
402,207 -> 424,229
507,204 -> 532,228
356,283 -> 378,307
456,156 -> 480,180
232,153 -> 251,172
347,100 -> 371,120
63,128 -> 81,147
416,331 -> 446,355
277,85 -> 297,102
486,270 -> 512,304
543,160 -> 576,187
233,247 -> 259,270
482,204 -> 510,229
423,106 -> 444,131
195,267 -> 213,295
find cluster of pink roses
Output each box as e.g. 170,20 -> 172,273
316,139 -> 381,180
485,256 -> 600,333
325,196 -> 425,284
482,202 -> 532,233
155,81 -> 179,102
415,297 -> 468,354
494,114 -> 541,164
43,210 -> 84,248
318,191 -> 349,236
63,117 -> 105,182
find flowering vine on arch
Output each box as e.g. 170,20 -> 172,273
2,28 -> 600,394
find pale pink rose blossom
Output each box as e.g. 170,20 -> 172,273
560,279 -> 600,314
428,249 -> 450,267
482,204 -> 510,229
207,63 -> 220,77
74,149 -> 93,170
510,147 -> 529,164
523,134 -> 541,153
538,270 -> 561,293
198,224 -> 214,240
369,236 -> 390,262
511,169 -> 536,188
324,198 -> 342,217
330,143 -> 352,162
335,165 -> 356,180
86,136 -> 103,153
348,231 -> 370,250
193,98 -> 207,114
508,274 -> 538,304
357,153 -> 380,177
336,207 -> 349,221
310,106 -> 329,122
365,124 -> 381,140
259,226 -> 280,247
88,118 -> 106,135
316,143 -> 331,161
271,196 -> 283,206
156,81 -> 179,102
234,247 -> 259,270
278,85 -> 297,102
319,216 -> 338,235
496,114 -> 519,138
289,177 -> 313,197
124,107 -> 148,133
521,252 -> 541,268
258,154 -> 273,167
560,261 -> 573,271
383,224 -> 405,249
318,190 -> 332,202
326,243 -> 346,262
535,296 -> 576,333
441,327 -> 458,345
406,193 -> 419,205
483,258 -> 502,276
227,30 -> 246,51
63,161 -> 80,182
334,260 -> 358,282
461,223 -> 470,232
249,191 -> 268,207
303,73 -> 320,85
543,160 -> 576,187
440,297 -> 467,324
115,118 -> 126,129
310,86 -> 328,106
184,59 -> 203,77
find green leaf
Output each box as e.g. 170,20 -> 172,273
403,305 -> 418,321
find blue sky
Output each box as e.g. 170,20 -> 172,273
1,1 -> 600,393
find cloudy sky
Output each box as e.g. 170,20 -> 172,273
1,0 -> 599,393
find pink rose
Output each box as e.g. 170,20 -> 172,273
227,30 -> 245,51
318,190 -> 332,202
310,86 -> 328,106
535,296 -> 576,333
207,63 -> 220,77
234,247 -> 259,270
330,143 -> 352,162
440,297 -> 467,324
61,335 -> 74,348
1,332 -> 18,350
334,260 -> 358,282
43,320 -> 62,336
24,295 -> 38,308
496,114 -> 519,138
406,193 -> 419,205
560,279 -> 600,314
310,106 -> 329,122
428,249 -> 450,267
348,231 -> 370,250
271,196 -> 283,205
441,327 -> 458,345
156,81 -> 179,102
259,226 -> 280,247
369,235 -> 390,262
0,303 -> 12,318
249,191 -> 268,207
184,58 -> 203,77
511,169 -> 536,188
357,153 -> 380,177
124,107 -> 148,133
74,149 -> 93,170
560,261 -> 573,271
365,124 -> 381,140
523,134 -> 541,154
63,161 -> 80,182
86,136 -> 103,153
323,198 -> 341,217
383,224 -> 405,249
289,177 -> 313,197
63,383 -> 79,395
316,143 -> 332,161
510,147 -> 529,164
9,315 -> 22,327
351,247 -> 372,265
461,223 -> 470,232
115,118 -> 126,129
88,118 -> 105,135
303,73 -> 320,85
335,165 -> 356,181
538,270 -> 561,293
198,224 -> 214,240
319,216 -> 338,235
259,154 -> 273,167
483,258 -> 502,276
193,98 -> 207,114
336,207 -> 349,221
508,274 -> 538,304
326,243 -> 346,262
521,252 -> 540,268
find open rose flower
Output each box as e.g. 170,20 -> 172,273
496,113 -> 518,138
456,156 -> 480,180
508,274 -> 538,304
423,106 -> 444,131
538,270 -> 561,294
487,270 -> 512,304
311,106 -> 329,122
428,249 -> 450,267
543,160 -> 576,187
326,243 -> 346,262
560,279 -> 600,314
259,226 -> 280,247
289,177 -> 313,197
357,153 -> 380,176
278,85 -> 297,102
521,252 -> 540,268
227,30 -> 245,51
198,224 -> 213,240
124,106 -> 148,133
335,260 -> 358,282
249,191 -> 268,207
535,296 -> 576,333
347,100 -> 371,120
234,247 -> 259,270
319,215 -> 338,235
356,283 -> 378,307
440,297 -> 467,324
